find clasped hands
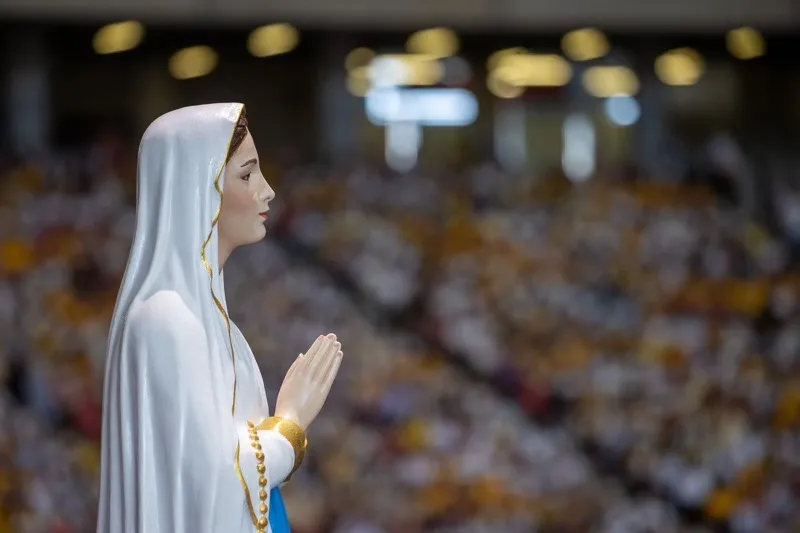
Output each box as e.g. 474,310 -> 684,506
273,333 -> 343,432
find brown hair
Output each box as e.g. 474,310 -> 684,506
226,108 -> 249,162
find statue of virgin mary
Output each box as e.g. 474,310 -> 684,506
97,103 -> 343,533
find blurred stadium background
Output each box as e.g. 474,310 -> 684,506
0,0 -> 799,532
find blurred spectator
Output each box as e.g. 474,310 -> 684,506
1,135 -> 799,533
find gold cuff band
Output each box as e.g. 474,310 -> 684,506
257,416 -> 308,481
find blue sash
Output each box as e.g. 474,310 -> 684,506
268,487 -> 291,533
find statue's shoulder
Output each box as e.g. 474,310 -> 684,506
122,291 -> 210,388
127,290 -> 205,343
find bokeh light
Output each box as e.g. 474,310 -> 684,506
582,65 -> 639,97
655,47 -> 705,86
247,24 -> 300,58
562,28 -> 610,61
406,28 -> 460,59
92,21 -> 145,55
168,46 -> 218,80
726,27 -> 766,60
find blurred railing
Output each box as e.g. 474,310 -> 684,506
0,0 -> 797,31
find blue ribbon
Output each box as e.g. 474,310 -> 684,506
268,487 -> 291,533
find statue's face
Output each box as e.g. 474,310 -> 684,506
219,130 -> 274,249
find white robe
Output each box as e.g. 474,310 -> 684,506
97,103 -> 295,533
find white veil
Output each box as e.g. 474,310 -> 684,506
109,102 -> 241,344
97,103 -> 280,533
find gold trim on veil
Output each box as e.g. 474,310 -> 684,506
199,106 -> 260,528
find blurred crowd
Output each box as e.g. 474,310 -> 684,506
0,138 -> 798,533
282,163 -> 800,533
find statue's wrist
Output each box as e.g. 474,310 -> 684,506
257,416 -> 308,482
273,408 -> 302,429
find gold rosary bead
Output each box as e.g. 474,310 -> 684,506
259,503 -> 268,514
258,475 -> 268,487
258,516 -> 269,528
257,463 -> 266,474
